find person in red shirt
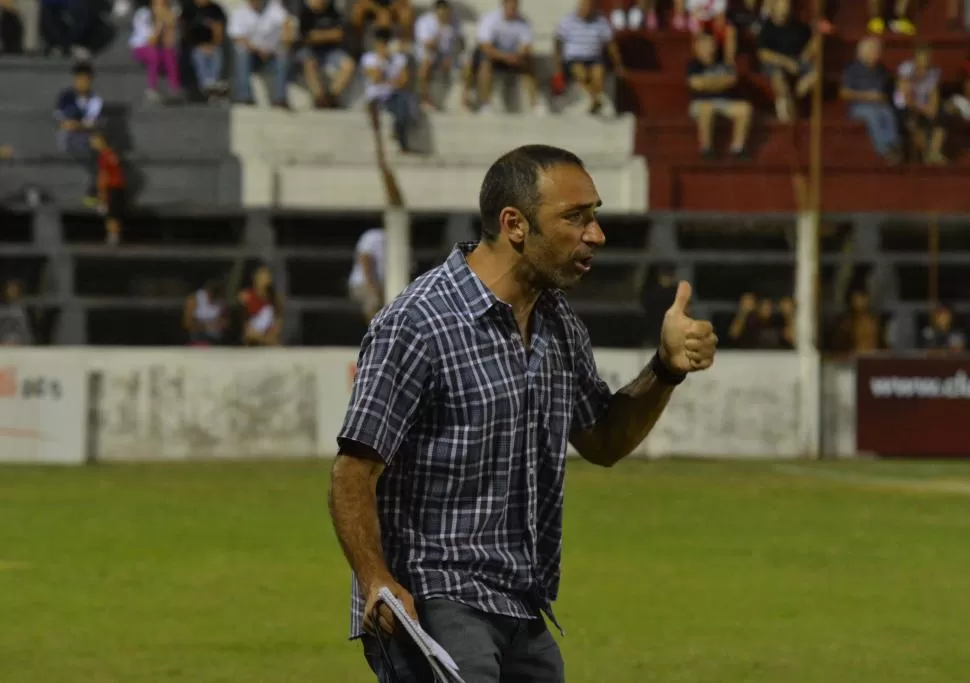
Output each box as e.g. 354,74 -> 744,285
238,265 -> 284,346
90,132 -> 126,245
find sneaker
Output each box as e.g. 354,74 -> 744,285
890,18 -> 916,35
867,17 -> 885,34
730,147 -> 750,160
82,194 -> 99,208
144,88 -> 161,104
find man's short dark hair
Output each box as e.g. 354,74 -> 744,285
72,61 -> 93,77
434,0 -> 450,8
478,145 -> 585,242
374,27 -> 393,43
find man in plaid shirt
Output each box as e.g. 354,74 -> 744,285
330,145 -> 718,682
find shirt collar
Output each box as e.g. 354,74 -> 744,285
444,242 -> 561,321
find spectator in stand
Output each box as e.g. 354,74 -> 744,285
758,0 -> 817,123
687,33 -> 751,159
778,295 -> 795,348
832,288 -> 883,354
868,0 -> 914,36
351,0 -> 413,45
0,0 -> 24,54
841,37 -> 901,164
472,0 -> 542,115
728,293 -> 787,349
414,0 -> 463,111
673,0 -> 736,65
130,0 -> 183,103
347,227 -> 385,323
895,44 -> 948,165
239,265 -> 283,346
182,0 -> 228,100
228,0 -> 294,108
91,131 -> 126,245
553,0 -> 627,116
183,278 -> 228,346
0,279 -> 32,346
920,304 -> 965,354
40,0 -> 92,58
55,61 -> 102,206
362,27 -> 414,153
299,0 -> 354,109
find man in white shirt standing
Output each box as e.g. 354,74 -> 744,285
228,0 -> 294,107
553,0 -> 626,115
472,0 -> 541,114
413,0 -> 463,111
362,28 -> 415,153
347,227 -> 385,323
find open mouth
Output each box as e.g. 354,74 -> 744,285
575,256 -> 593,274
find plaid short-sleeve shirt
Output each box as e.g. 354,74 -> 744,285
337,242 -> 612,639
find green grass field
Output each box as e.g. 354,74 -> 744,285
3,459 -> 970,683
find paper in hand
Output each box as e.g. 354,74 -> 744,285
377,587 -> 466,683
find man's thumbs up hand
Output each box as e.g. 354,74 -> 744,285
659,281 -> 718,375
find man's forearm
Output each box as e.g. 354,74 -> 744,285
328,455 -> 394,591
583,363 -> 675,467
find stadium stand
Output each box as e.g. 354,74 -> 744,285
1,0 -> 968,351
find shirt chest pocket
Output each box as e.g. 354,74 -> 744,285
533,345 -> 574,455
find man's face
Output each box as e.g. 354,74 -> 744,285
577,0 -> 593,18
503,0 -> 518,20
933,307 -> 952,331
756,299 -> 774,320
914,49 -> 931,71
851,291 -> 870,313
695,35 -> 716,63
253,267 -> 272,290
307,0 -> 324,10
4,280 -> 21,302
435,3 -> 450,23
249,0 -> 264,11
771,0 -> 790,23
513,164 -> 605,291
861,40 -> 881,66
73,72 -> 91,93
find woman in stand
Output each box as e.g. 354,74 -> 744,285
130,0 -> 182,102
238,266 -> 284,347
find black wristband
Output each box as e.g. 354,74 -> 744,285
650,352 -> 687,386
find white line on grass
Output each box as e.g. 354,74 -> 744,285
772,465 -> 970,496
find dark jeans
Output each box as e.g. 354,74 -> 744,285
40,0 -> 89,52
58,129 -> 96,195
381,91 -> 417,151
362,598 -> 564,683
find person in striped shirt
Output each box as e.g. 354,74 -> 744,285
553,0 -> 626,115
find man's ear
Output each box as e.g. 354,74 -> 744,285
500,207 -> 527,246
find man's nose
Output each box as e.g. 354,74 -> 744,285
584,220 -> 606,248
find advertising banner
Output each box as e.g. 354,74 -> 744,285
856,355 -> 970,457
0,352 -> 87,464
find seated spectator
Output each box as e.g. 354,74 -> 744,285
687,33 -> 752,159
130,0 -> 183,103
674,0 -> 736,65
183,278 -> 228,346
553,0 -> 627,116
239,265 -> 283,346
91,131 -> 126,246
895,44 -> 947,165
832,289 -> 884,354
228,0 -> 294,108
299,0 -> 354,109
182,0 -> 228,100
947,0 -> 961,31
54,61 -> 102,205
758,0 -> 817,123
414,0 -> 464,111
728,293 -> 787,349
920,304 -> 965,354
0,279 -> 32,346
351,0 -> 413,44
40,0 -> 92,58
868,0 -> 914,36
840,37 -> 901,164
778,295 -> 795,347
472,0 -> 541,115
362,27 -> 414,153
0,0 -> 24,54
347,227 -> 385,323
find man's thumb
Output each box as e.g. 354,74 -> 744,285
670,281 -> 692,314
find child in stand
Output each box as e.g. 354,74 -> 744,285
91,132 -> 127,245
